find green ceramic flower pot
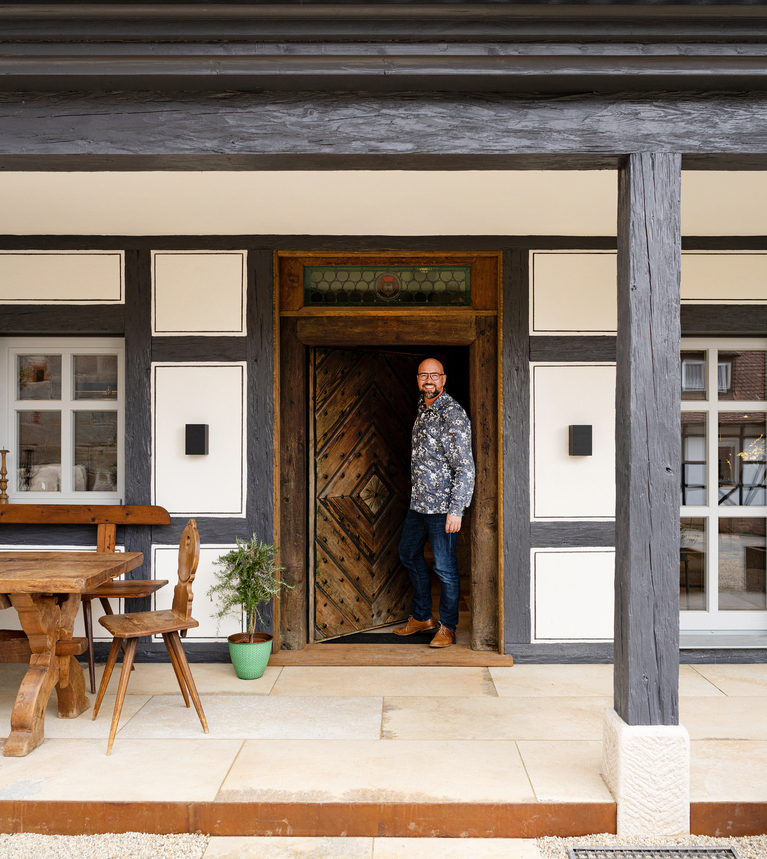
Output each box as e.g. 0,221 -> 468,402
227,632 -> 273,680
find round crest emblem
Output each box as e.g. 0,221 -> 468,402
375,273 -> 401,301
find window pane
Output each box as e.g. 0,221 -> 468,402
719,350 -> 766,402
681,412 -> 707,505
681,351 -> 707,401
17,355 -> 61,400
73,411 -> 118,492
718,412 -> 766,506
681,517 -> 706,611
718,517 -> 766,611
17,410 -> 61,491
73,355 -> 118,400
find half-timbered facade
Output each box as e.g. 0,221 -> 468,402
2,0 -> 767,832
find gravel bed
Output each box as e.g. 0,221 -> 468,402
539,835 -> 767,859
0,832 -> 209,859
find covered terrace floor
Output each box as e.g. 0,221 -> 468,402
0,661 -> 765,843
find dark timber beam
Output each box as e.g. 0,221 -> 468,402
614,152 -> 681,727
2,4 -> 767,43
2,93 -> 767,168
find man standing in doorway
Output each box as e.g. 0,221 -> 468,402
395,358 -> 475,648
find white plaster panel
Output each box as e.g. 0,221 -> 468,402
602,707 -> 691,836
152,363 -> 246,516
0,251 -> 124,304
152,251 -> 246,335
531,251 -> 617,334
682,171 -> 767,237
681,252 -> 767,303
532,364 -> 616,519
0,171 -> 618,236
152,545 -> 243,641
533,549 -> 615,641
3,171 -> 767,237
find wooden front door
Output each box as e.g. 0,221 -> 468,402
312,348 -> 419,640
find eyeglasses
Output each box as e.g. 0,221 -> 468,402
417,373 -> 444,381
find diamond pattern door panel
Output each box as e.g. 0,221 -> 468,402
314,348 -> 418,639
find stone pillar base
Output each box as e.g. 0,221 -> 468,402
602,707 -> 690,837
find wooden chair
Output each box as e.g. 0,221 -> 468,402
92,519 -> 209,754
81,578 -> 168,694
0,504 -> 172,687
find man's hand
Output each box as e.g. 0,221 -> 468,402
445,514 -> 462,533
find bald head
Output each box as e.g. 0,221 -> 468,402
417,358 -> 446,403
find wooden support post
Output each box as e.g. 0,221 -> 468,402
279,317 -> 308,650
614,152 -> 682,726
470,316 -> 498,651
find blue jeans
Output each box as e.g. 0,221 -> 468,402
398,509 -> 460,632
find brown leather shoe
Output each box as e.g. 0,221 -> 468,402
394,616 -> 438,636
429,623 -> 456,648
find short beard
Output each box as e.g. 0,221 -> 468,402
420,384 -> 443,400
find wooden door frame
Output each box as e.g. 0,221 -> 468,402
274,251 -> 503,654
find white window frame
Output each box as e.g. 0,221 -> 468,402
681,337 -> 767,632
0,337 -> 124,504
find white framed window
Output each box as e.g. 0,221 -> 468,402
681,338 -> 767,632
0,338 -> 124,503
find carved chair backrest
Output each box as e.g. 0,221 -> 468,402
172,519 -> 200,620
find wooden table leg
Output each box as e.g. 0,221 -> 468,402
3,592 -> 89,757
54,593 -> 90,720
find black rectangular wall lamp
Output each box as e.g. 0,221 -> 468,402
569,425 -> 592,457
185,424 -> 209,456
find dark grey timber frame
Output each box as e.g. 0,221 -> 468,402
2,233 -> 766,664
3,4 -> 767,95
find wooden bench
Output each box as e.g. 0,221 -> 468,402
0,504 -> 171,691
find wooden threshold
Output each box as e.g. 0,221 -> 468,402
269,642 -> 514,666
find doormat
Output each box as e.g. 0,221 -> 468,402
569,849 -> 741,859
320,631 -> 436,644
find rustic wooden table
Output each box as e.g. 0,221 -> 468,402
0,551 -> 143,756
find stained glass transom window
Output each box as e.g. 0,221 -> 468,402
304,265 -> 471,307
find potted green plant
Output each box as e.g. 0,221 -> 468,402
208,536 -> 291,679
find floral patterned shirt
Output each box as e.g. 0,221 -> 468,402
410,391 -> 475,516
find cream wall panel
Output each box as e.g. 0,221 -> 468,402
0,251 -> 124,304
530,251 -> 617,335
533,549 -> 615,641
152,251 -> 247,335
152,545 -> 243,641
152,363 -> 246,517
0,171 -> 617,236
532,364 -> 616,520
2,171 -> 767,237
531,249 -> 767,336
682,172 -> 767,236
681,252 -> 767,303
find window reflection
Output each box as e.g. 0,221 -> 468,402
73,412 -> 118,492
718,518 -> 766,611
73,355 -> 118,400
17,410 -> 61,491
17,355 -> 61,400
719,351 -> 766,402
718,413 -> 766,506
681,351 -> 707,401
680,518 -> 706,611
682,412 -> 707,505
